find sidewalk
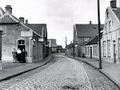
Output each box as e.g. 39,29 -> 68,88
0,55 -> 52,81
68,56 -> 120,88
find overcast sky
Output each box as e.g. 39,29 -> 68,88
0,0 -> 119,47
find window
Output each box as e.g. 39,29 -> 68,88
118,39 -> 120,58
103,41 -> 106,57
18,40 -> 25,45
85,47 -> 87,55
107,40 -> 111,57
93,46 -> 98,56
109,20 -> 112,32
88,47 -> 90,55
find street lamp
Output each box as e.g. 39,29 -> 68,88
97,0 -> 102,69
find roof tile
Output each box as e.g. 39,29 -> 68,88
75,24 -> 104,37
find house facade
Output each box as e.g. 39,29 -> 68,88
26,24 -> 49,58
82,35 -> 99,59
0,5 -> 48,63
101,0 -> 120,64
48,39 -> 57,53
66,43 -> 74,56
73,21 -> 103,57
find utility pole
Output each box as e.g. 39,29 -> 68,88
97,0 -> 102,69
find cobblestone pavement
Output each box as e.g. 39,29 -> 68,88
83,63 -> 119,90
0,54 -> 119,90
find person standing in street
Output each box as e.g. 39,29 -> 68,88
16,48 -> 22,63
21,49 -> 27,63
12,48 -> 17,63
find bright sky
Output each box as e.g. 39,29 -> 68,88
0,0 -> 119,48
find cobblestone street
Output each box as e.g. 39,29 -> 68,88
0,54 -> 119,90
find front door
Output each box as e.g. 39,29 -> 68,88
90,47 -> 92,59
0,31 -> 2,61
17,39 -> 25,51
18,45 -> 25,51
113,44 -> 116,63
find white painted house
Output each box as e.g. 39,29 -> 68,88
102,0 -> 120,63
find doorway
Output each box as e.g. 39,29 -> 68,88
0,31 -> 2,61
90,47 -> 92,59
17,39 -> 25,51
113,44 -> 116,63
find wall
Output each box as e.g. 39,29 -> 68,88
82,44 -> 99,59
1,24 -> 32,62
101,7 -> 120,64
32,35 -> 43,63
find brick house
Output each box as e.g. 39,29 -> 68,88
0,5 -> 48,63
101,0 -> 120,64
73,21 -> 103,57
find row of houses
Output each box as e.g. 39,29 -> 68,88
0,5 -> 49,63
66,0 -> 120,64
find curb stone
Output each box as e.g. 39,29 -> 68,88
0,55 -> 52,82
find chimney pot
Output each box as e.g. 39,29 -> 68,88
25,19 -> 28,24
19,17 -> 24,23
89,21 -> 92,24
5,5 -> 12,14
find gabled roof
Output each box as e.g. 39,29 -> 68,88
0,7 -> 44,38
26,24 -> 47,36
0,14 -> 19,24
86,35 -> 99,45
0,13 -> 42,37
84,32 -> 102,45
75,24 -> 104,37
112,7 -> 120,21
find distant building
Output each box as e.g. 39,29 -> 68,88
66,43 -> 74,56
101,0 -> 120,64
57,45 -> 64,53
73,21 -> 103,57
48,39 -> 57,53
0,5 -> 48,63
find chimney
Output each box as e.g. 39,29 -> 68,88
19,17 -> 24,23
25,19 -> 28,24
5,5 -> 12,14
89,21 -> 92,24
110,0 -> 117,8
